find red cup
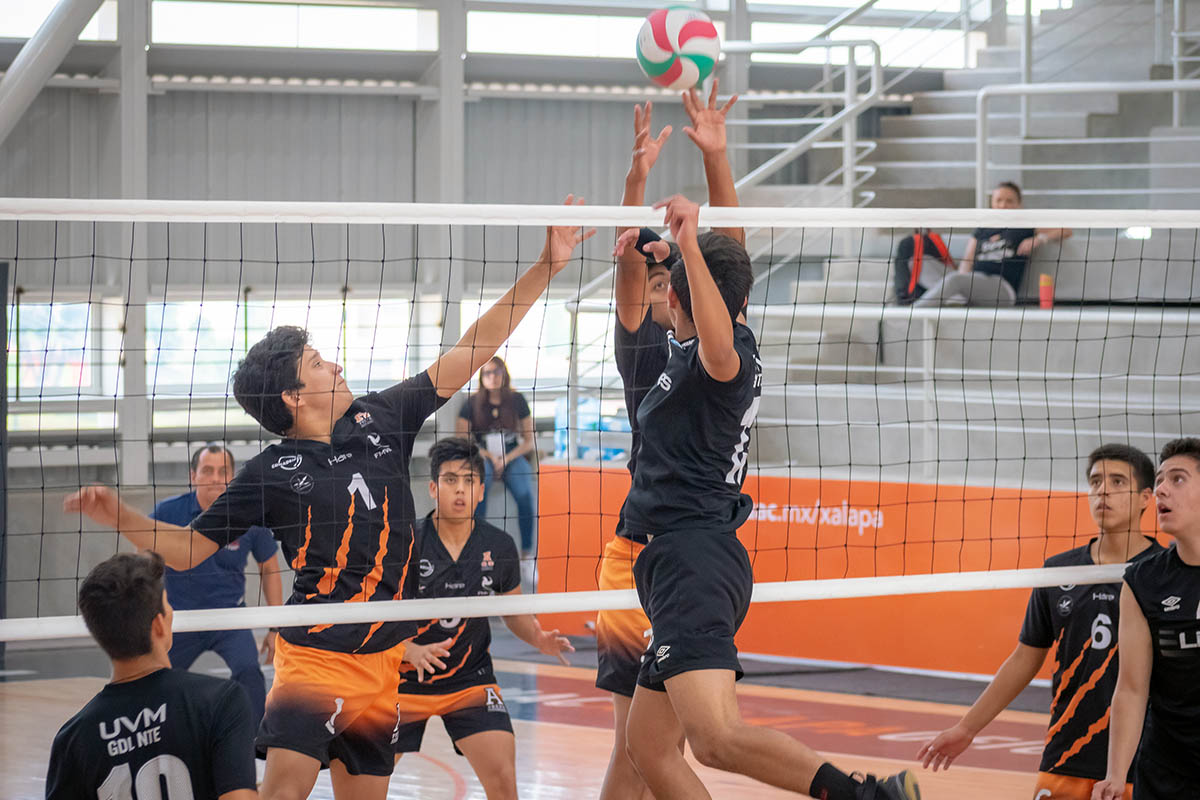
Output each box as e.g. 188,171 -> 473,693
1039,274 -> 1054,309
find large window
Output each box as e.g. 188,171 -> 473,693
751,21 -> 986,69
151,1 -> 438,50
467,10 -> 725,58
0,0 -> 117,41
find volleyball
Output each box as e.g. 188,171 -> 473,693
635,7 -> 721,91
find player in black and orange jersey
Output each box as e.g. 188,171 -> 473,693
598,81 -> 746,800
1094,438 -> 1200,800
392,437 -> 573,800
919,443 -> 1161,800
64,202 -> 595,800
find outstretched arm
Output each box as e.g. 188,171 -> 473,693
501,588 -> 575,666
63,486 -> 218,569
426,196 -> 596,399
616,103 -> 671,333
682,79 -> 743,245
917,642 -> 1047,771
658,194 -> 740,382
1093,584 -> 1152,800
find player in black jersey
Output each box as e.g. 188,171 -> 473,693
64,203 -> 594,800
918,444 -> 1160,800
598,82 -> 746,800
46,552 -> 257,800
1095,438 -> 1200,800
620,196 -> 918,800
393,438 -> 573,800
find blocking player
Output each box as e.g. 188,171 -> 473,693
393,437 -> 574,800
918,443 -> 1160,799
598,81 -> 746,800
63,201 -> 595,800
46,552 -> 257,800
1093,438 -> 1200,800
621,194 -> 918,800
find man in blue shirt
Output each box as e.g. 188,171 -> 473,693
151,443 -> 283,729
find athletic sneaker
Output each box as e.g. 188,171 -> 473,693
854,770 -> 920,800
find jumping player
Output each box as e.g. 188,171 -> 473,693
918,444 -> 1161,799
620,194 -> 918,800
46,552 -> 257,800
598,81 -> 745,800
1093,438 -> 1200,800
64,202 -> 594,800
393,437 -> 574,800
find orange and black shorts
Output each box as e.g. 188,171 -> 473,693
258,636 -> 409,776
394,683 -> 512,754
1033,772 -> 1131,800
595,535 -> 652,697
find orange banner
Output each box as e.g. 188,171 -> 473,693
537,464 -> 1157,675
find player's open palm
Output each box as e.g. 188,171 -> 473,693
683,78 -> 737,156
542,195 -> 597,274
916,723 -> 973,771
630,102 -> 671,182
655,194 -> 700,248
1091,779 -> 1125,800
64,485 -> 121,529
404,637 -> 453,683
537,629 -> 576,666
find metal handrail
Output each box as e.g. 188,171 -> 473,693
975,79 -> 1200,207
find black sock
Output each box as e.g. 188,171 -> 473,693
808,763 -> 858,800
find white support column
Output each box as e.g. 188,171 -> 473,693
0,0 -> 105,148
115,0 -> 151,488
415,0 -> 466,436
1020,0 -> 1032,138
724,0 -> 751,180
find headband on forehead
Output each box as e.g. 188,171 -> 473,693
635,227 -> 682,270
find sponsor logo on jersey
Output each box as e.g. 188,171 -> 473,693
355,411 -> 374,428
1163,596 -> 1183,612
225,541 -> 240,551
367,432 -> 394,458
290,473 -> 314,495
327,452 -> 353,466
485,687 -> 507,712
1093,591 -> 1115,601
1056,595 -> 1073,616
419,559 -> 435,578
480,575 -> 494,595
271,454 -> 303,471
656,372 -> 672,392
656,644 -> 671,663
99,704 -> 168,757
445,581 -> 466,590
481,550 -> 494,571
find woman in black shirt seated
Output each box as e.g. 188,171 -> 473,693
456,356 -> 537,559
915,182 -> 1071,307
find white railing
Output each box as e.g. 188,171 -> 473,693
975,79 -> 1200,208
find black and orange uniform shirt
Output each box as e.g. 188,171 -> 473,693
398,514 -> 521,695
192,372 -> 445,655
1123,544 -> 1200,777
1019,538 -> 1163,780
613,308 -> 669,544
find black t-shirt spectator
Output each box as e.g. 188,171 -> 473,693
45,668 -> 256,800
459,392 -> 531,454
972,227 -> 1035,291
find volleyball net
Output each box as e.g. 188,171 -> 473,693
1,200 -> 1197,647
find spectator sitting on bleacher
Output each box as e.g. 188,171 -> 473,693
913,182 -> 1071,307
891,229 -> 957,305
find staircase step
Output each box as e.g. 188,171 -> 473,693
867,161 -> 976,187
794,279 -> 888,304
866,186 -> 976,208
911,90 -> 1120,115
942,67 -> 1021,91
881,112 -> 1090,138
976,46 -> 1020,70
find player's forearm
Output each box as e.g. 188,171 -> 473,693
702,151 -> 744,245
121,508 -> 214,570
261,563 -> 284,606
622,172 -> 647,211
502,613 -> 543,646
680,241 -> 736,365
960,645 -> 1046,735
1105,683 -> 1147,782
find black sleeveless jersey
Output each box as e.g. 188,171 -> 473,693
613,309 -> 669,542
1019,538 -> 1163,778
1123,545 -> 1200,769
623,323 -> 762,538
45,669 -> 255,800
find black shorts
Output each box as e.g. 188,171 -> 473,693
394,684 -> 513,755
633,530 -> 752,691
1133,751 -> 1194,800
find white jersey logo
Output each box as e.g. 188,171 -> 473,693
656,372 -> 672,392
325,697 -> 346,734
1163,596 -> 1183,612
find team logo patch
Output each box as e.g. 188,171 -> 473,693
480,575 -> 494,596
1056,596 -> 1073,617
419,559 -> 435,579
1163,596 -> 1183,612
290,473 -> 314,495
355,411 -> 374,427
272,454 -> 302,471
485,687 -> 506,712
481,550 -> 494,571
367,432 -> 394,458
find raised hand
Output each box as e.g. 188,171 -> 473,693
916,724 -> 974,772
682,78 -> 737,157
541,194 -> 597,273
613,228 -> 671,263
64,485 -> 122,529
537,628 -> 576,666
629,102 -> 672,183
654,194 -> 701,250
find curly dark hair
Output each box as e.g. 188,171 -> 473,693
232,326 -> 308,436
669,231 -> 753,323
